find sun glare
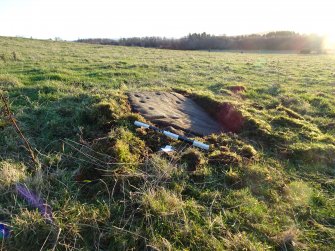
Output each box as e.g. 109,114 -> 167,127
0,0 -> 334,41
323,34 -> 335,50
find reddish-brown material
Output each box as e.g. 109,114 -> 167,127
228,85 -> 246,93
216,103 -> 244,133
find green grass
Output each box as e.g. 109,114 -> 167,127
0,36 -> 334,250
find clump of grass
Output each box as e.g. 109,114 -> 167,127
207,133 -> 257,160
310,97 -> 334,114
239,144 -> 258,159
0,74 -> 21,89
224,231 -> 270,250
10,211 -> 56,251
94,101 -> 116,121
147,236 -> 173,251
225,167 -> 241,186
114,140 -> 135,163
0,117 -> 8,128
180,148 -> 205,171
0,51 -> 20,62
208,150 -> 242,166
0,161 -> 26,188
224,188 -> 269,225
142,188 -> 183,216
241,164 -> 285,202
82,100 -> 118,131
286,181 -> 313,207
287,142 -> 335,167
81,93 -> 131,132
277,105 -> 304,120
266,83 -> 282,96
272,227 -> 301,250
272,115 -> 308,129
145,154 -> 177,179
280,95 -> 311,115
0,53 -> 7,62
242,114 -> 273,142
12,51 -> 18,61
113,128 -> 147,161
93,127 -> 147,166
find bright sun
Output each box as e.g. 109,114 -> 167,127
324,34 -> 335,50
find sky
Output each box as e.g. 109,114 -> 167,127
0,0 -> 334,43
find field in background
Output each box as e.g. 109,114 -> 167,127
0,36 -> 334,250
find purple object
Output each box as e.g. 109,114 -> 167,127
15,184 -> 53,223
0,224 -> 10,239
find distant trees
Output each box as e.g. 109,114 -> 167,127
76,32 -> 324,52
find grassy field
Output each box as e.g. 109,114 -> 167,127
0,36 -> 334,250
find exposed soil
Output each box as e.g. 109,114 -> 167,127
216,103 -> 245,133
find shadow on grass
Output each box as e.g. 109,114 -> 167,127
0,84 -> 105,162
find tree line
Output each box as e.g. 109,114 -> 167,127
76,31 -> 324,52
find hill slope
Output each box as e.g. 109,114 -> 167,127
0,36 -> 334,250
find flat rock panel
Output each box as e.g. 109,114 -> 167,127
128,91 -> 223,136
